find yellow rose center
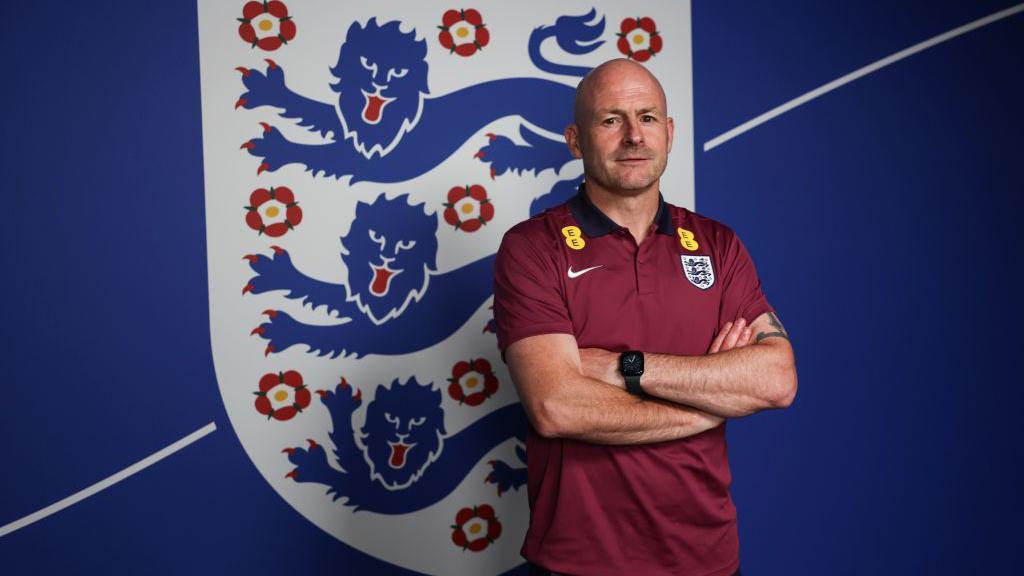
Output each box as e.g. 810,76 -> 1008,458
633,34 -> 645,45
274,390 -> 289,402
265,206 -> 280,217
466,376 -> 479,388
259,19 -> 274,32
469,523 -> 482,534
456,27 -> 470,38
461,202 -> 475,214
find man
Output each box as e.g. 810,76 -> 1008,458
493,59 -> 797,576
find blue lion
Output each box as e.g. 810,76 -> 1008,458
246,193 -> 494,358
236,10 -> 604,212
285,377 -> 528,514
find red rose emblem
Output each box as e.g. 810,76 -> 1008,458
245,186 -> 303,237
451,504 -> 502,552
448,358 -> 499,406
443,184 -> 494,233
616,16 -> 662,62
438,8 -> 490,57
254,370 -> 311,421
238,1 -> 297,51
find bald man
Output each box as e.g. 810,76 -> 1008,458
493,59 -> 797,576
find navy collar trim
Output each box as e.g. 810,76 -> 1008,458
568,183 -> 674,238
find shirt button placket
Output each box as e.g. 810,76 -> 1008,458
622,229 -> 643,293
637,236 -> 660,295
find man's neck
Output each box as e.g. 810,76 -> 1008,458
585,180 -> 661,245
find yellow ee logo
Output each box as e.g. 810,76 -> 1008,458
562,226 -> 586,250
677,227 -> 699,251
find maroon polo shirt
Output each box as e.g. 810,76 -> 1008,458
494,185 -> 773,576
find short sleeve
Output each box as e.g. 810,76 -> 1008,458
493,227 -> 574,352
716,228 -> 774,325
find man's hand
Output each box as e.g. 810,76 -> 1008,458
580,318 -> 755,389
708,317 -> 753,354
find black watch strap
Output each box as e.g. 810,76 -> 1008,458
624,374 -> 644,396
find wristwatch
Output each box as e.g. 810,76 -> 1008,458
619,350 -> 645,396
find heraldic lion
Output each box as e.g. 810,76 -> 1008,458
246,193 -> 494,358
237,11 -> 603,185
284,377 -> 527,515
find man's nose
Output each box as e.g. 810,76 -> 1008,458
623,118 -> 644,146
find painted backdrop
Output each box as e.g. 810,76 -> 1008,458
1,1 -> 1022,575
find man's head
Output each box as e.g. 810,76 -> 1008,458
565,59 -> 674,196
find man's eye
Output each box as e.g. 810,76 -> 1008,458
602,117 -> 618,125
641,115 -> 656,122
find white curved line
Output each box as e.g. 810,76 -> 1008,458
703,3 -> 1024,151
0,422 -> 218,538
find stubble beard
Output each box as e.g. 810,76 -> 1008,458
585,152 -> 667,197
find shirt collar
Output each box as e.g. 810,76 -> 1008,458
568,182 -> 674,238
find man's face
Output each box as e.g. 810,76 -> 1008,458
567,63 -> 674,195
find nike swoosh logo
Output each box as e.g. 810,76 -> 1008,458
567,265 -> 604,279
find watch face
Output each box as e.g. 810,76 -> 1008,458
621,352 -> 644,376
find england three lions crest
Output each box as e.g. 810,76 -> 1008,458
197,1 -> 694,574
682,255 -> 715,289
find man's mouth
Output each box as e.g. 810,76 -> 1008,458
361,89 -> 395,124
387,441 -> 415,469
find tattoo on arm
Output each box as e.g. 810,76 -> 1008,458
755,312 -> 789,343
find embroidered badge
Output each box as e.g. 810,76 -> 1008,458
680,255 -> 715,289
562,225 -> 585,250
677,227 -> 698,251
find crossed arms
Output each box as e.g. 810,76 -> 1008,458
505,312 -> 797,445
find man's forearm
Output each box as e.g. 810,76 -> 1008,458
642,339 -> 797,418
581,315 -> 798,418
536,374 -> 723,445
505,334 -> 723,445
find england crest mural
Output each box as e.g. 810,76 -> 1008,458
197,2 -> 694,573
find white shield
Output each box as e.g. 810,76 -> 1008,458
681,254 -> 715,289
197,1 -> 694,573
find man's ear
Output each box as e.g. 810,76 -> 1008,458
666,116 -> 675,154
565,124 -> 584,159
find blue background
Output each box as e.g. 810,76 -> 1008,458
1,1 -> 1021,574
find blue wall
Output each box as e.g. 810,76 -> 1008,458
1,1 -> 1021,573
